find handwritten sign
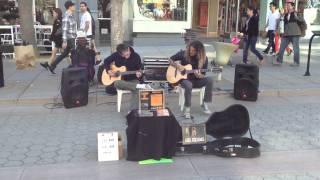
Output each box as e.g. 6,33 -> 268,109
97,132 -> 119,162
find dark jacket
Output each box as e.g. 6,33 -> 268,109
50,19 -> 62,47
283,12 -> 304,36
104,47 -> 142,81
241,15 -> 259,37
170,50 -> 208,80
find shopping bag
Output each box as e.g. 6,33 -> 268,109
14,45 -> 36,69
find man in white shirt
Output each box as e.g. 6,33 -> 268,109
79,1 -> 101,63
79,2 -> 92,37
263,2 -> 280,55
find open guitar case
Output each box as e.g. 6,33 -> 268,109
176,104 -> 260,158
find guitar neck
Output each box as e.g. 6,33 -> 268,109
185,68 -> 222,74
120,71 -> 138,76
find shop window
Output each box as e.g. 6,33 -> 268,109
0,0 -> 19,25
35,0 -> 56,25
137,0 -> 188,21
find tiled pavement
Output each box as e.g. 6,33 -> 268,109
1,41 -> 320,179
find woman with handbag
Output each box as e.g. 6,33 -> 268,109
40,8 -> 63,72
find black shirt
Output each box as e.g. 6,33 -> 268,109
170,50 -> 208,80
241,15 -> 259,37
104,47 -> 142,81
50,19 -> 62,46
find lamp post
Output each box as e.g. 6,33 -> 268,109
0,52 -> 4,88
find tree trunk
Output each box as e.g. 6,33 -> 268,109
110,0 -> 124,53
19,0 -> 36,46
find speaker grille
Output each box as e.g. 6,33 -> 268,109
61,67 -> 88,108
234,64 -> 259,101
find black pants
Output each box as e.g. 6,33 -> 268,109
51,39 -> 75,70
180,77 -> 213,107
265,30 -> 275,53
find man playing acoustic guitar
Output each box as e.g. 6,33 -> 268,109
169,40 -> 213,119
104,43 -> 148,110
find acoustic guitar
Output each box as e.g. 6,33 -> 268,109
101,65 -> 151,86
166,64 -> 222,84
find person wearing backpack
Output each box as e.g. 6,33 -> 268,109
275,2 -> 306,67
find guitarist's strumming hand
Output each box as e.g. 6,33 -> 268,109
136,71 -> 142,78
168,59 -> 185,71
194,69 -> 204,79
108,70 -> 117,77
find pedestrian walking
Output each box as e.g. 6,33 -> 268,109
47,1 -> 77,74
238,6 -> 264,65
40,8 -> 63,71
263,2 -> 280,55
275,2 -> 306,67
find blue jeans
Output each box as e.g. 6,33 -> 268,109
243,36 -> 263,63
277,36 -> 300,64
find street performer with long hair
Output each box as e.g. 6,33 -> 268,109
169,40 -> 213,119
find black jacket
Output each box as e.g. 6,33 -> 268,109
241,15 -> 259,37
170,50 -> 208,80
50,19 -> 62,47
104,47 -> 142,81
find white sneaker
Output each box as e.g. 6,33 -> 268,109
201,103 -> 212,115
136,84 -> 152,89
184,107 -> 191,119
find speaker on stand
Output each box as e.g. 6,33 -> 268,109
0,52 -> 4,88
234,64 -> 259,101
61,67 -> 89,108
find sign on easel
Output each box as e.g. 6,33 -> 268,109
97,132 -> 119,162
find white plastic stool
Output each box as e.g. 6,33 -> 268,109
117,89 -> 131,112
178,86 -> 206,111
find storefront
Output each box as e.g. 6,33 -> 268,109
132,0 -> 192,33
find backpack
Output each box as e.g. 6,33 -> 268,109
91,15 -> 96,36
297,15 -> 307,37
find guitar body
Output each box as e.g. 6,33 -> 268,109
101,65 -> 127,86
166,64 -> 192,84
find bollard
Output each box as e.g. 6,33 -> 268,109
0,52 -> 4,88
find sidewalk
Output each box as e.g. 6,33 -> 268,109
1,41 -> 320,104
1,41 -> 320,179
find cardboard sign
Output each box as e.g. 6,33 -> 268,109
97,132 -> 119,162
182,124 -> 207,145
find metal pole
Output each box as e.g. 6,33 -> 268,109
304,34 -> 317,76
0,52 -> 4,88
236,0 -> 240,33
224,0 -> 229,34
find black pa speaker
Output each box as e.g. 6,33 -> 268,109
234,64 -> 259,101
61,67 -> 89,108
0,52 -> 4,88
